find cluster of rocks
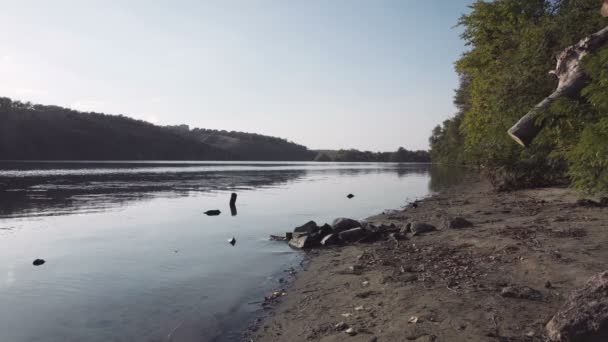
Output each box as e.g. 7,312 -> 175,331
271,216 -> 474,250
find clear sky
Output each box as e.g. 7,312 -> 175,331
0,0 -> 472,151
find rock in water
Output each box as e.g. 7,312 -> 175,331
204,210 -> 221,216
32,259 -> 45,266
347,194 -> 355,199
446,217 -> 474,229
293,221 -> 320,234
332,218 -> 361,233
228,237 -> 236,246
546,271 -> 608,341
410,223 -> 436,235
288,235 -> 315,249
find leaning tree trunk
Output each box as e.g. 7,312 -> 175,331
508,25 -> 608,147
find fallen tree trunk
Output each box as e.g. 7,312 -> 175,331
508,25 -> 608,147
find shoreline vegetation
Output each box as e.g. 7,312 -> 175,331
246,176 -> 608,341
429,0 -> 608,195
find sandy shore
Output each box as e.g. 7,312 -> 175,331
244,176 -> 608,341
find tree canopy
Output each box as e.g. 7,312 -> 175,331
430,0 -> 608,193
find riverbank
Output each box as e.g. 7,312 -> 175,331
244,175 -> 608,341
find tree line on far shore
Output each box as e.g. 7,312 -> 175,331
314,148 -> 430,163
0,97 -> 429,162
430,0 -> 608,194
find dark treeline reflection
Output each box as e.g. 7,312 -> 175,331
0,163 -> 442,218
428,164 -> 468,193
0,169 -> 307,218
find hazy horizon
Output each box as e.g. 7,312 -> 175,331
0,0 -> 471,151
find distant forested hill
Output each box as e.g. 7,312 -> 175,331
313,148 -> 430,163
0,97 -> 314,161
165,125 -> 316,161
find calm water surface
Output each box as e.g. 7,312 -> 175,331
0,161 -> 458,342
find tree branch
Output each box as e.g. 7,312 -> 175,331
508,25 -> 608,147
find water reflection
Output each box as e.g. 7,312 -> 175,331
428,164 -> 469,193
0,161 -> 469,342
0,162 -> 435,218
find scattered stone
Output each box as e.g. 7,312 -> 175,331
401,222 -> 413,233
320,234 -> 340,246
577,199 -> 602,207
264,289 -> 287,301
355,306 -> 364,311
32,259 -> 45,266
228,237 -> 236,246
355,291 -> 380,298
399,273 -> 418,283
546,271 -> 608,342
294,221 -> 320,234
332,218 -> 362,233
446,217 -> 474,229
545,281 -> 553,289
347,194 -> 355,199
288,235 -> 316,249
341,313 -> 353,318
269,235 -> 287,241
285,232 -> 293,241
500,286 -> 543,301
389,232 -> 407,241
411,202 -> 419,208
362,281 -> 370,287
348,265 -> 364,274
345,328 -> 357,336
339,227 -> 367,242
204,210 -> 221,216
408,316 -> 420,324
411,223 -> 436,235
335,322 -> 349,331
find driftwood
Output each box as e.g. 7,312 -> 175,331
508,25 -> 608,147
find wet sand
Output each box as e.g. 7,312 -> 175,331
245,176 -> 608,341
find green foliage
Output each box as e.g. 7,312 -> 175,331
566,46 -> 608,194
314,148 -> 430,163
567,117 -> 608,194
430,0 -> 608,193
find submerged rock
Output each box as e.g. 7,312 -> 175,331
32,259 -> 45,266
546,271 -> 608,341
204,210 -> 221,216
228,237 -> 236,246
332,218 -> 362,233
410,223 -> 436,235
347,194 -> 355,199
